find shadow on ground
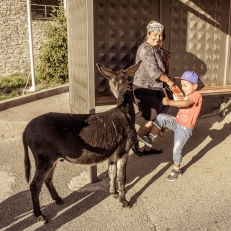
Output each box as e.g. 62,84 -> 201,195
0,173 -> 109,231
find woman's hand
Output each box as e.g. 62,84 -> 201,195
166,79 -> 174,88
159,74 -> 174,88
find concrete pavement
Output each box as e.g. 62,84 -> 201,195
0,91 -> 231,230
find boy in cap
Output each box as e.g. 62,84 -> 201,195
148,71 -> 202,181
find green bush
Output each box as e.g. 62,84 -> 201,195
36,0 -> 68,84
0,74 -> 30,100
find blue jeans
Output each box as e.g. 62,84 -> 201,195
153,114 -> 193,164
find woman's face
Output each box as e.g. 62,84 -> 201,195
147,31 -> 163,48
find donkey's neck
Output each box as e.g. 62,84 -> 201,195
117,92 -> 135,124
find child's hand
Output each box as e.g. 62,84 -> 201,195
162,97 -> 170,105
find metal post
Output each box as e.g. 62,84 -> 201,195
220,95 -> 227,117
26,0 -> 36,92
45,5 -> 47,18
90,165 -> 97,183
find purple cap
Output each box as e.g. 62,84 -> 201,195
175,71 -> 199,84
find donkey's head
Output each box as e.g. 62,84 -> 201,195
96,61 -> 142,98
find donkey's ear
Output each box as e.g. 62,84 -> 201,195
96,63 -> 117,80
124,60 -> 142,76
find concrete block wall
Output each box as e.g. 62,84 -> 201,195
0,0 -> 54,77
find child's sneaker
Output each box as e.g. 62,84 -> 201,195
167,168 -> 182,181
137,135 -> 152,148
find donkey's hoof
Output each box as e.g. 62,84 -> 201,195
111,192 -> 119,198
119,197 -> 130,208
37,215 -> 48,224
55,197 -> 64,205
122,200 -> 130,208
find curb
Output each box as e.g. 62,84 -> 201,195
0,84 -> 69,112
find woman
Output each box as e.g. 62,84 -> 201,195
132,20 -> 174,156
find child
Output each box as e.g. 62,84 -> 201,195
149,71 -> 202,181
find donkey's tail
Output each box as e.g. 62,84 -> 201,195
23,130 -> 31,183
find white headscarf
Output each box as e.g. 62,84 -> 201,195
147,22 -> 164,33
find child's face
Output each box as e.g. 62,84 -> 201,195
181,80 -> 197,96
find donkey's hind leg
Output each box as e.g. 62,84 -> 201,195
45,162 -> 63,205
108,155 -> 118,198
30,167 -> 51,224
117,153 -> 129,207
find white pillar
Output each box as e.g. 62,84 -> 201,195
63,0 -> 66,9
26,0 -> 36,92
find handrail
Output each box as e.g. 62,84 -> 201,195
31,3 -> 60,20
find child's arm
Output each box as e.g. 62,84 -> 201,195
162,97 -> 194,108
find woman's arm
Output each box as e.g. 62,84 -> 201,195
139,43 -> 175,88
158,74 -> 174,87
139,44 -> 166,81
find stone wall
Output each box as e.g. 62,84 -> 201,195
0,0 -> 56,77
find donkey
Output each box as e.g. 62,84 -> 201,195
23,61 -> 142,223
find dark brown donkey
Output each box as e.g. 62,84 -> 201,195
23,61 -> 141,224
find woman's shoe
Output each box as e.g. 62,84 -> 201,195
132,143 -> 143,157
143,147 -> 163,155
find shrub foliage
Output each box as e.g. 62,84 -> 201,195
37,0 -> 68,84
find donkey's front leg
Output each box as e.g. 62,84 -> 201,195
108,156 -> 118,198
117,153 -> 129,207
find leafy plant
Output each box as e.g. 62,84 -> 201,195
0,74 -> 30,100
0,73 -> 67,101
36,0 -> 68,84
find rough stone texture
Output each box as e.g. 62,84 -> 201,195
0,0 -> 56,77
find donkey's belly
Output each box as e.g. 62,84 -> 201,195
65,150 -> 113,165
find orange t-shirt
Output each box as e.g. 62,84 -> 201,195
176,91 -> 202,129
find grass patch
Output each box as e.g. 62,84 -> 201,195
0,73 -> 68,101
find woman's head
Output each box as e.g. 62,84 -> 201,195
145,20 -> 165,48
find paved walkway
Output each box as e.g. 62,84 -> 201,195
0,92 -> 231,231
